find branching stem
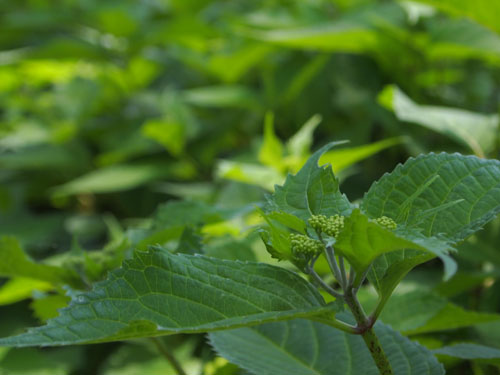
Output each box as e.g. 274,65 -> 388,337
344,288 -> 393,375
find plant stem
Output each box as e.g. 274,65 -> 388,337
344,288 -> 393,375
325,245 -> 344,288
338,255 -> 348,288
151,338 -> 187,375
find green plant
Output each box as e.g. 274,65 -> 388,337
2,142 -> 500,374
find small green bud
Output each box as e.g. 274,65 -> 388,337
375,216 -> 397,230
308,214 -> 345,237
290,233 -> 324,257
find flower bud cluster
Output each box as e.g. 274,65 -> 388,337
375,216 -> 397,230
308,214 -> 345,237
290,233 -> 324,256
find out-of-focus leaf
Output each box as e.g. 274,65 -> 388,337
216,161 -> 282,191
378,85 -> 499,156
30,295 -> 71,322
142,119 -> 185,156
0,278 -> 53,306
0,236 -> 77,286
52,162 -> 195,196
258,112 -> 284,171
412,0 -> 500,34
182,86 -> 260,108
425,18 -> 500,62
0,144 -> 89,170
249,22 -> 378,52
285,114 -> 322,161
432,343 -> 500,361
363,289 -> 500,334
320,137 -> 404,173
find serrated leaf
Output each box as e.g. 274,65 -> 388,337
362,153 -> 500,242
378,85 -> 498,156
0,248 -> 337,347
209,319 -> 444,375
362,153 -> 500,297
335,209 -> 456,285
269,141 -> 352,220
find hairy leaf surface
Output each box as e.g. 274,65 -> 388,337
0,248 -> 336,347
269,141 -> 352,220
209,319 -> 444,375
362,153 -> 500,295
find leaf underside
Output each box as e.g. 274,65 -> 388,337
209,319 -> 444,375
0,248 -> 335,347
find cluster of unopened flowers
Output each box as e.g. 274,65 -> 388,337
290,214 -> 396,258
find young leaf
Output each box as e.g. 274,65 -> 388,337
0,248 -> 337,347
320,137 -> 404,174
258,112 -> 284,171
268,141 -> 352,220
209,319 -> 444,375
334,209 -> 456,285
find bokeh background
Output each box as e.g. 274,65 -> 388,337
1,0 -> 500,374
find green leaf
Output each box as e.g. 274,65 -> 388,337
378,85 -> 499,156
0,237 -> 77,286
363,289 -> 500,335
432,343 -> 500,361
285,114 -> 322,160
320,137 -> 404,173
216,160 -> 283,191
52,162 -> 195,196
182,85 -> 259,108
258,112 -> 284,171
268,141 -> 352,220
362,152 -> 500,298
335,209 -> 456,285
411,0 -> 500,34
425,18 -> 500,62
405,303 -> 500,335
249,22 -> 378,53
209,319 -> 444,375
362,152 -> 500,243
0,248 -> 336,347
141,119 -> 186,156
0,278 -> 53,306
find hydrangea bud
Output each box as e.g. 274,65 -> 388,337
308,214 -> 345,237
375,216 -> 397,230
290,233 -> 324,257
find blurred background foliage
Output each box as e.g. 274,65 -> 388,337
0,0 -> 500,374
